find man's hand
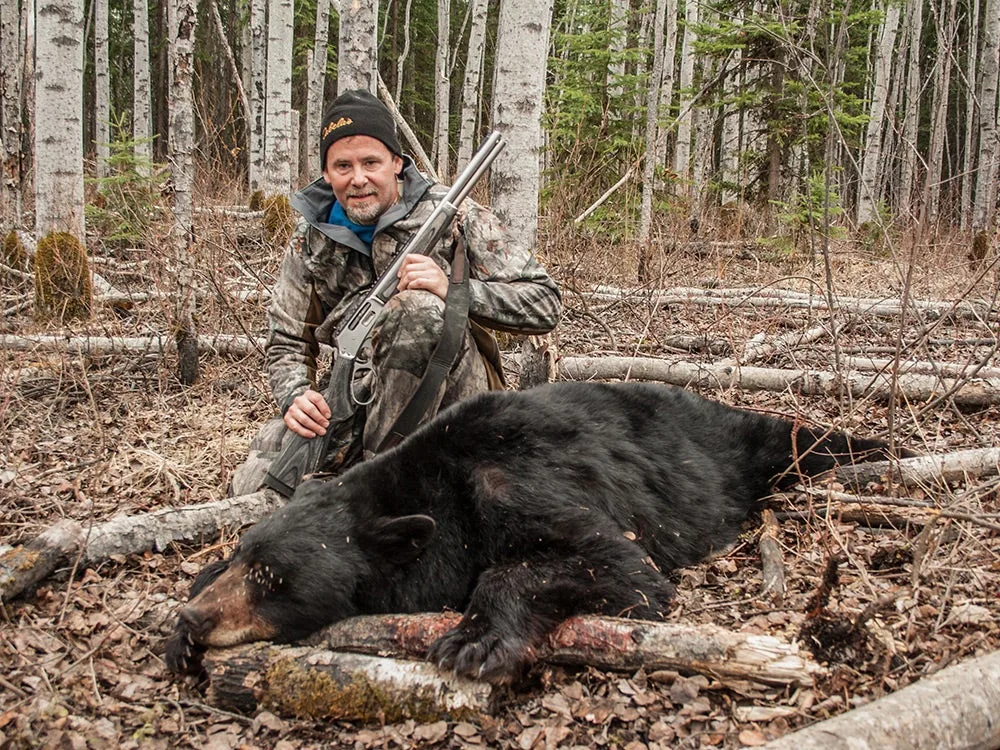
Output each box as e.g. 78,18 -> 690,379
397,254 -> 449,300
284,389 -> 332,438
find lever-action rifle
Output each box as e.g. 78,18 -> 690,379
263,131 -> 506,498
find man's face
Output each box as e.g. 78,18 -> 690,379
322,135 -> 403,225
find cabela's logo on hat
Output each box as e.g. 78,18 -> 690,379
322,117 -> 354,139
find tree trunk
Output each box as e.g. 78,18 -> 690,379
433,0 -> 450,178
455,0 -> 486,170
959,0 -> 981,230
898,0 -> 923,222
167,0 -> 199,385
672,0 -> 697,188
0,0 -> 22,227
248,0 -> 266,193
34,0 -> 85,240
972,0 -> 999,235
306,0 -> 330,175
489,0 -> 553,249
638,0 -> 666,251
856,1 -> 901,226
337,0 -> 378,94
393,0 -> 413,104
757,649 -> 1000,750
263,0 -> 293,195
921,0 -> 958,230
94,0 -> 109,177
133,0 -> 151,174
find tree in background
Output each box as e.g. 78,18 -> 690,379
167,0 -> 199,384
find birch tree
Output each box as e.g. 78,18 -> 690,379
490,0 -> 553,250
456,0 -> 487,170
921,0 -> 958,229
960,0 -> 981,228
94,0 -> 109,176
857,1 -> 901,226
263,0 -> 293,194
638,0 -> 667,251
167,0 -> 199,384
133,0 -> 151,172
433,0 -> 450,178
1,0 -> 22,226
673,0 -> 697,188
338,0 -> 377,93
972,0 -> 999,237
34,0 -> 85,240
897,0 -> 923,221
306,0 -> 330,174
248,0 -> 265,193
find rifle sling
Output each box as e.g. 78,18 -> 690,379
377,235 -> 472,452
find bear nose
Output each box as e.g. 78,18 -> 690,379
179,606 -> 214,642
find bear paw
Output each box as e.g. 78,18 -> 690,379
164,624 -> 207,677
427,622 -> 531,685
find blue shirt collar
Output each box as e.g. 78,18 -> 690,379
328,201 -> 376,248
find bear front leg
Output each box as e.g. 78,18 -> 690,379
428,553 -> 673,684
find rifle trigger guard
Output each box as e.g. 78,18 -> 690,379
350,361 -> 376,406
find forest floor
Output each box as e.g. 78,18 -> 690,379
2,210 -> 999,749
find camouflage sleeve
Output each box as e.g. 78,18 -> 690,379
265,220 -> 324,413
461,202 -> 562,334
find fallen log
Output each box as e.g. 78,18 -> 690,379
320,613 -> 820,688
756,648 -> 1000,750
200,613 -> 820,719
585,285 -> 997,323
557,355 -> 1000,407
758,509 -> 785,602
0,490 -> 282,602
718,323 -> 833,368
203,645 -> 492,722
0,332 -> 266,359
833,446 -> 1000,489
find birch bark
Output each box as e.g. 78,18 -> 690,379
34,0 -> 85,239
490,0 -> 553,250
856,1 -> 901,226
1,0 -> 22,226
94,0 -> 109,176
972,0 -> 999,234
133,0 -> 151,173
248,0 -> 265,193
338,0 -> 378,94
167,0 -> 199,384
306,0 -> 330,174
263,0 -> 293,194
456,0 -> 486,170
434,0 -> 450,177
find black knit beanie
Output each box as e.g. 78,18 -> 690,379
319,89 -> 403,170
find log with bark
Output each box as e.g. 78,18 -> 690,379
756,648 -> 1000,750
833,446 -> 1000,489
199,613 -> 822,720
0,490 -> 282,602
557,355 -> 1000,408
203,644 -> 493,722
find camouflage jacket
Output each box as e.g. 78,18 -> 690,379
265,156 -> 563,413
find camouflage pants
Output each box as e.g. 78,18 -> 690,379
230,290 -> 491,496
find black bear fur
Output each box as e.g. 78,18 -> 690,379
166,381 -> 904,684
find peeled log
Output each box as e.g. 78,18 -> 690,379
322,614 -> 819,687
202,644 -> 492,722
756,649 -> 1000,750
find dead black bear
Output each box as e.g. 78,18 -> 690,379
166,381 -> 905,684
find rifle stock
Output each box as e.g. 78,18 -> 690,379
261,132 -> 506,498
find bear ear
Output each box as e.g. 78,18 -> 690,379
364,514 -> 436,564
